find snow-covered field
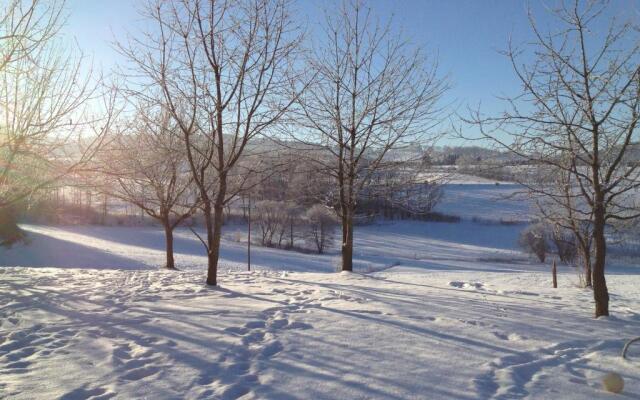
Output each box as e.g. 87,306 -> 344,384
436,183 -> 532,223
2,185 -> 640,399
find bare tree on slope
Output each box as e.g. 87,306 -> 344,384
466,0 -> 640,317
119,0 -> 303,285
295,0 -> 447,271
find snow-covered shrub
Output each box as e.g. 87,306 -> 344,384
253,201 -> 303,249
280,203 -> 303,249
518,223 -> 548,262
305,205 -> 337,254
253,200 -> 285,247
550,227 -> 577,264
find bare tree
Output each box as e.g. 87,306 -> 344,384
466,0 -> 640,316
0,0 -> 115,243
362,159 -> 443,220
518,223 -> 549,263
119,0 -> 302,285
305,204 -> 337,254
295,0 -> 447,271
97,105 -> 199,269
253,200 -> 283,247
536,163 -> 594,287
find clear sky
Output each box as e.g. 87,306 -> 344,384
62,0 -> 639,144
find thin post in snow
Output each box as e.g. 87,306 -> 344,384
247,194 -> 251,272
552,260 -> 557,289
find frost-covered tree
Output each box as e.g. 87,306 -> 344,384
97,105 -> 199,269
295,0 -> 447,271
305,205 -> 337,254
518,223 -> 549,263
467,0 -> 640,317
119,0 -> 303,285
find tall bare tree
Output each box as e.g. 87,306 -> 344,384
97,105 -> 199,269
295,0 -> 447,271
119,0 -> 302,285
466,0 -> 640,317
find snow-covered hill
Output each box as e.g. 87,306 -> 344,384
2,219 -> 640,399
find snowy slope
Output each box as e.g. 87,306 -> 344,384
2,266 -> 640,399
2,219 -> 640,399
435,183 -> 532,223
0,220 -> 526,273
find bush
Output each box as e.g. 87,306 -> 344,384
518,223 -> 548,262
253,201 -> 302,249
281,203 -> 303,249
305,205 -> 337,254
551,227 -> 577,264
253,200 -> 284,247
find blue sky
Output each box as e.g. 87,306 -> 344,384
62,0 -> 638,143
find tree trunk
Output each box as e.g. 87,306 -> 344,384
289,220 -> 294,249
102,194 -> 108,225
0,206 -> 24,246
207,175 -> 227,286
341,213 -> 353,272
577,240 -> 592,288
592,198 -> 609,317
163,221 -> 175,269
208,202 -> 224,284
203,201 -> 217,286
583,251 -> 592,288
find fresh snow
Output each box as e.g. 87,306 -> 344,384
419,171 -> 511,186
2,193 -> 640,399
435,183 -> 532,223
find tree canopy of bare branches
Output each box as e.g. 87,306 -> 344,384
465,0 -> 640,317
0,0 -> 64,72
294,0 -> 447,271
119,0 -> 303,285
97,104 -> 199,269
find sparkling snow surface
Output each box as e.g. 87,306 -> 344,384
2,185 -> 640,399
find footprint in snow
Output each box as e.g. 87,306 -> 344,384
193,285 -> 317,399
120,365 -> 161,381
111,340 -> 167,383
449,281 -> 484,290
241,331 -> 268,346
260,341 -> 284,358
59,385 -> 115,400
285,321 -> 313,330
0,324 -> 72,371
244,320 -> 266,329
268,318 -> 289,330
499,290 -> 539,297
492,332 -> 527,341
406,315 -> 436,322
472,339 -> 618,399
349,309 -> 383,315
224,326 -> 249,336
